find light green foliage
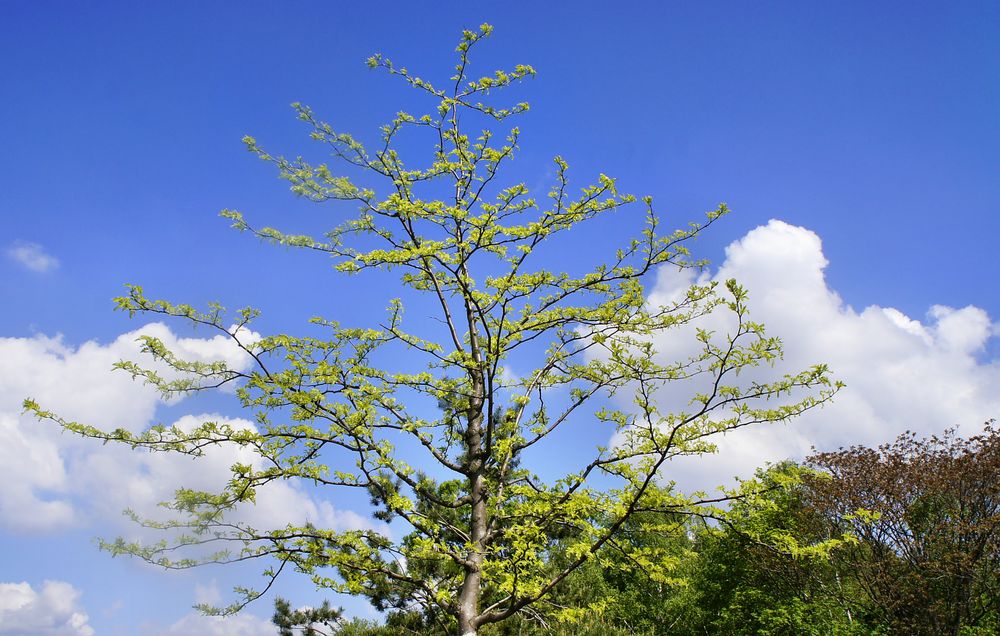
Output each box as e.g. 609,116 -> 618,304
677,463 -> 866,635
25,25 -> 839,634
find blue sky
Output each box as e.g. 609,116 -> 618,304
1,2 -> 998,634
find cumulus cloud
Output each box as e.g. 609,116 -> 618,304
640,220 -> 1000,490
0,580 -> 94,636
0,413 -> 74,531
0,323 -> 376,536
72,412 -> 380,535
0,324 -> 256,434
5,241 -> 59,273
0,323 -> 254,532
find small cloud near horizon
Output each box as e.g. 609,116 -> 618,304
5,241 -> 60,273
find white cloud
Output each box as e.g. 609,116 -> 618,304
928,304 -> 993,353
146,612 -> 276,636
0,580 -> 94,636
0,323 -> 255,532
6,241 -> 59,273
0,413 -> 74,531
0,323 -> 256,434
194,580 -> 224,607
0,323 -> 377,537
639,220 -> 1000,490
72,411 -> 381,536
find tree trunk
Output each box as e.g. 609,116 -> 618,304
457,458 -> 487,634
457,262 -> 487,636
456,566 -> 481,635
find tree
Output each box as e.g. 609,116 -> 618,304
25,25 -> 838,635
679,463 -> 863,636
272,598 -> 344,636
807,423 -> 1000,635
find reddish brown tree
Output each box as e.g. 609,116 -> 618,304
807,422 -> 1000,635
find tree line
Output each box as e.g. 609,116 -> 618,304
275,423 -> 1000,635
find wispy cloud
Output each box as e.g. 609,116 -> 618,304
149,611 -> 276,636
5,241 -> 59,273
